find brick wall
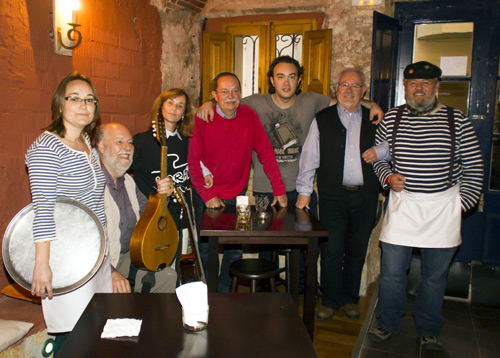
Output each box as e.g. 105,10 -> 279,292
0,0 -> 163,289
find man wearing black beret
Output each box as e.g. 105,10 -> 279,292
368,61 -> 484,350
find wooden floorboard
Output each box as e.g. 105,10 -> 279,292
297,294 -> 372,358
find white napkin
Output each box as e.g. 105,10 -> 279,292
236,195 -> 249,206
176,282 -> 209,328
101,318 -> 142,339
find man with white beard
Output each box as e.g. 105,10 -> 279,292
95,123 -> 177,293
369,61 -> 483,350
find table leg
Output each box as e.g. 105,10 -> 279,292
207,236 -> 219,292
303,237 -> 318,340
289,249 -> 300,305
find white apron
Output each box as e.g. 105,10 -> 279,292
42,249 -> 112,333
380,185 -> 462,248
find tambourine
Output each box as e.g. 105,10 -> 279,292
2,197 -> 106,295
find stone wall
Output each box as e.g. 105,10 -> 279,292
204,0 -> 384,87
151,3 -> 202,105
155,0 -> 399,103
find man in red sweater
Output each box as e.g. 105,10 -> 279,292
188,72 -> 287,291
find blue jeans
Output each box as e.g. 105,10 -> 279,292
376,242 -> 457,337
193,189 -> 243,292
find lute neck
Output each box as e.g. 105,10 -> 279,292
160,145 -> 169,215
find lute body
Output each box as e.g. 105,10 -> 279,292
129,123 -> 179,271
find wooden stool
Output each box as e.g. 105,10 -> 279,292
229,258 -> 279,292
272,248 -> 292,292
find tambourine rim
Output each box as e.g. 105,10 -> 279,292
2,197 -> 106,295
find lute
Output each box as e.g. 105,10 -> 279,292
129,118 -> 178,271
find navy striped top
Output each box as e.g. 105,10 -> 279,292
373,105 -> 484,211
25,131 -> 106,242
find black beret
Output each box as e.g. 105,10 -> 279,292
404,61 -> 442,79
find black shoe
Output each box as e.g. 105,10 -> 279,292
420,336 -> 441,351
368,327 -> 392,342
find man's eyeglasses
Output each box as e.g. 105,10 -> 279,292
338,82 -> 364,90
216,89 -> 241,96
64,96 -> 98,106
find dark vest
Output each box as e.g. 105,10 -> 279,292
316,104 -> 380,200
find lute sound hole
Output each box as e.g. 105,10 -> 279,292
157,216 -> 167,231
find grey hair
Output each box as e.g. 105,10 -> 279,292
336,68 -> 366,87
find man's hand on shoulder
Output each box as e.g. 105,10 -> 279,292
112,271 -> 131,293
369,103 -> 384,124
360,100 -> 384,124
196,100 -> 215,123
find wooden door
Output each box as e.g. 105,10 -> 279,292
370,11 -> 399,112
201,32 -> 232,103
302,29 -> 332,96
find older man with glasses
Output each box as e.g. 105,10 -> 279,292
188,72 -> 286,292
296,68 -> 389,321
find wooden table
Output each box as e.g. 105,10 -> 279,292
57,293 -> 317,358
200,205 -> 328,340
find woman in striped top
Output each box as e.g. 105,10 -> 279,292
25,72 -> 112,352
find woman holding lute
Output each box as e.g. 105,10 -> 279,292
131,88 -> 210,283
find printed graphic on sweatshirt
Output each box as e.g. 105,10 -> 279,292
263,111 -> 303,164
151,153 -> 190,194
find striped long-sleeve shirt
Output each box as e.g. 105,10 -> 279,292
25,131 -> 106,242
373,105 -> 483,211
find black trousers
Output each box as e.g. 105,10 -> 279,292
319,188 -> 378,308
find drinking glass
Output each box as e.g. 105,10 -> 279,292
255,195 -> 269,219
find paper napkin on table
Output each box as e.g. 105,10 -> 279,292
176,281 -> 208,327
236,195 -> 249,206
101,318 -> 142,339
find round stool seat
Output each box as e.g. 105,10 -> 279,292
230,258 -> 279,279
229,258 -> 279,293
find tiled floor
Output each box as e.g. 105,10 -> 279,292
357,294 -> 500,358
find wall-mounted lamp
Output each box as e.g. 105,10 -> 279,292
53,0 -> 81,56
352,0 -> 383,6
